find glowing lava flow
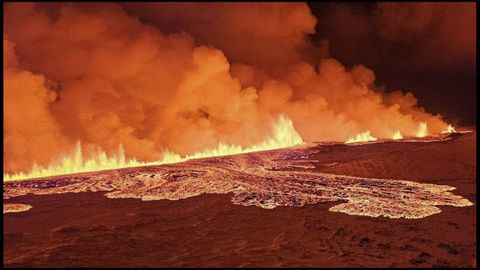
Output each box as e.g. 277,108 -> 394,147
3,143 -> 473,219
3,114 -> 303,181
416,122 -> 428,137
345,130 -> 378,144
441,124 -> 457,134
392,130 -> 403,140
3,203 -> 32,214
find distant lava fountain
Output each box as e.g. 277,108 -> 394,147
392,130 -> 403,140
345,130 -> 378,144
441,124 -> 457,134
416,122 -> 428,137
3,141 -> 473,219
3,114 -> 303,181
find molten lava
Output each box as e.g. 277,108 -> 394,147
345,131 -> 378,144
416,122 -> 428,137
441,124 -> 457,134
4,136 -> 473,219
392,130 -> 403,140
3,115 -> 303,181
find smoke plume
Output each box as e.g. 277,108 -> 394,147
4,2 -> 450,173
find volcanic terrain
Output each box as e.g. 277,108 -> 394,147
3,131 -> 476,267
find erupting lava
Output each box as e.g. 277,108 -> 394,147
4,3 -> 462,182
3,136 -> 473,219
416,122 -> 428,137
442,124 -> 457,134
392,130 -> 403,140
3,115 -> 463,182
345,131 -> 378,144
3,115 -> 303,181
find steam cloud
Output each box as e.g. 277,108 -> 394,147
4,3 -> 451,174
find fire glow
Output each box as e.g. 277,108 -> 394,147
3,115 -> 303,181
416,122 -> 428,137
3,3 -> 464,183
345,131 -> 378,144
392,130 -> 403,140
4,118 -> 460,181
4,142 -> 473,219
442,124 -> 457,134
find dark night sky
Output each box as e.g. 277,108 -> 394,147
307,2 -> 476,126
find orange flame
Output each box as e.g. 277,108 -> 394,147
416,122 -> 428,137
441,124 -> 456,134
345,130 -> 378,144
4,115 -> 303,181
392,130 -> 403,140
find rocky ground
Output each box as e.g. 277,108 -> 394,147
3,132 -> 476,267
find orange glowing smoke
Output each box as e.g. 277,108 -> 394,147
4,3 -> 453,179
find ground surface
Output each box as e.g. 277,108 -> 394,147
3,132 -> 476,267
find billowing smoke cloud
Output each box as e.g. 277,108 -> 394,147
4,2 -> 449,173
4,36 -> 71,173
120,2 -> 329,75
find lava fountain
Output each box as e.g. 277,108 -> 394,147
3,114 -> 303,181
345,130 -> 378,144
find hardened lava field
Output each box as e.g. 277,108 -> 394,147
4,134 -> 472,219
3,132 -> 476,267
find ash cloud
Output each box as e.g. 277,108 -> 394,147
4,2 -> 451,173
